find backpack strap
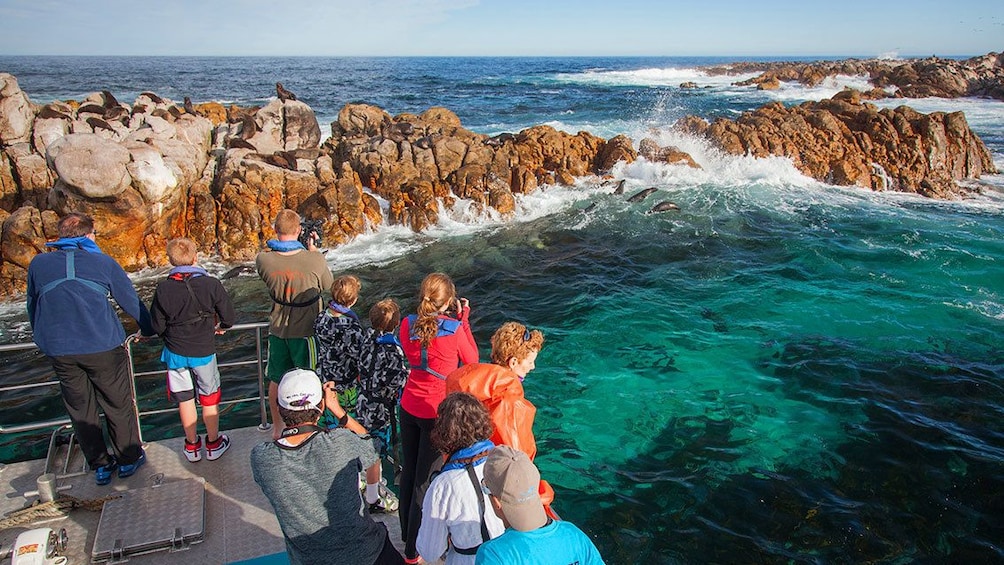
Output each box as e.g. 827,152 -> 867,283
271,288 -> 322,308
37,252 -> 109,299
406,315 -> 457,381
415,347 -> 450,380
452,462 -> 491,555
168,275 -> 215,326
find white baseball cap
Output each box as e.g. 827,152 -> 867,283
277,368 -> 323,410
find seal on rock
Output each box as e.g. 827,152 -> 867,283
37,106 -> 72,120
228,138 -> 258,151
276,82 -> 297,102
77,103 -> 107,116
100,90 -> 120,109
140,92 -> 164,104
86,116 -> 117,133
104,106 -> 129,122
485,132 -> 516,146
414,135 -> 433,150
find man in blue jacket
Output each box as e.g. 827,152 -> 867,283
26,212 -> 155,485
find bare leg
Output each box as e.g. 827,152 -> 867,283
178,399 -> 198,443
202,403 -> 220,443
366,460 -> 382,486
269,381 -> 283,440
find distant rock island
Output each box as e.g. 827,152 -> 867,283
0,52 -> 1000,299
700,52 -> 1004,100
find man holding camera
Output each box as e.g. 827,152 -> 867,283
257,209 -> 334,439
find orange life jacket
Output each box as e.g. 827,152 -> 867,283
446,363 -> 555,508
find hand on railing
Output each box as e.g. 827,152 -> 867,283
129,331 -> 154,344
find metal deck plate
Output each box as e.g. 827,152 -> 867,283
91,478 -> 206,562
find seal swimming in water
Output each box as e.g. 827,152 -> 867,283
613,179 -> 626,195
650,200 -> 680,213
220,264 -> 255,280
276,82 -> 297,102
627,187 -> 658,202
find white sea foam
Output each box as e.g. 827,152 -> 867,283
762,74 -> 875,102
553,67 -> 758,89
868,96 -> 1004,133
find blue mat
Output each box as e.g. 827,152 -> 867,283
228,552 -> 289,565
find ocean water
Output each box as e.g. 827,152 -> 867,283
1,56 -> 1002,563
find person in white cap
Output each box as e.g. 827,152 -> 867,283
476,445 -> 604,565
250,368 -> 404,565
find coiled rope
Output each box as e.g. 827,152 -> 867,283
0,494 -> 120,531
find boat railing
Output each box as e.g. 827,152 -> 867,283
0,321 -> 273,442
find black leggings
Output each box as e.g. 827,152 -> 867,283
371,527 -> 405,565
398,408 -> 439,560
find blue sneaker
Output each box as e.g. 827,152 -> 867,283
95,458 -> 118,486
117,451 -> 146,478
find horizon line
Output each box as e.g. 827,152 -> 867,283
0,52 -> 991,60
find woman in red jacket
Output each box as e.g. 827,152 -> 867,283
398,273 -> 479,564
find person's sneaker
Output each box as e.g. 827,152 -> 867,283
94,458 -> 118,486
118,451 -> 146,478
205,434 -> 231,461
184,436 -> 203,463
368,482 -> 399,514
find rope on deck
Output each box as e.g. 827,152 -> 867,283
0,494 -> 121,531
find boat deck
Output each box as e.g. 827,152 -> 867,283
0,426 -> 410,564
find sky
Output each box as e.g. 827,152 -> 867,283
0,0 -> 1000,58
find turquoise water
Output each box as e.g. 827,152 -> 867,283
0,56 -> 1001,562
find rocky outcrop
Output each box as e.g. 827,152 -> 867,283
1,77 -> 689,298
0,60 -> 997,299
677,89 -> 997,197
322,104 -> 619,231
706,52 -> 1004,101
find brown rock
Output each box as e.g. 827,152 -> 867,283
4,143 -> 54,208
0,74 -> 36,146
193,102 -> 228,126
596,135 -> 637,172
638,138 -> 700,168
684,91 -> 996,198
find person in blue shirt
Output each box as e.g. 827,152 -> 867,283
476,445 -> 605,565
26,212 -> 155,485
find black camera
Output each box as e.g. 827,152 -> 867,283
298,218 -> 324,248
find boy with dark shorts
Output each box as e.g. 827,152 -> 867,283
151,238 -> 236,462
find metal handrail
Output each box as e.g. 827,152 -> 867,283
0,321 -> 272,436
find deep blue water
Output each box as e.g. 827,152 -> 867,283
1,56 -> 1002,563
